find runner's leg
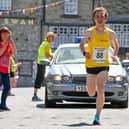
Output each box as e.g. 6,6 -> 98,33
87,74 -> 97,96
96,71 -> 108,115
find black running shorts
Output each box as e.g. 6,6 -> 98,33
86,66 -> 109,74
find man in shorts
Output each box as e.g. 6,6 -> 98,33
80,7 -> 119,125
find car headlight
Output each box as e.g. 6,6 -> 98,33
108,76 -> 114,82
52,74 -> 62,81
115,76 -> 123,82
108,76 -> 128,83
62,75 -> 72,82
52,75 -> 72,82
115,76 -> 128,83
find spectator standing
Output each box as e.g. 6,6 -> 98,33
0,26 -> 16,111
32,32 -> 56,101
8,56 -> 22,96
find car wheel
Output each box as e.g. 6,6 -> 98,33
120,99 -> 128,108
120,96 -> 128,108
45,87 -> 56,108
111,98 -> 128,108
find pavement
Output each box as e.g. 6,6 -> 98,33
0,87 -> 129,129
0,87 -> 45,129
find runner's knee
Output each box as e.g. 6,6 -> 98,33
88,89 -> 96,96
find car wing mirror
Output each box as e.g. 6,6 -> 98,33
41,59 -> 50,65
122,60 -> 129,68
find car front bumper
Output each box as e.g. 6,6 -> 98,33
46,82 -> 128,103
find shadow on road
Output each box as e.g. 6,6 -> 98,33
62,122 -> 93,127
36,102 -> 123,109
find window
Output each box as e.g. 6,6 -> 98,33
107,24 -> 129,48
69,27 -> 78,35
0,0 -> 12,10
79,27 -> 88,36
59,27 -> 68,35
49,25 -> 90,48
64,0 -> 78,15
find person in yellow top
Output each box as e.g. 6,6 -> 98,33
32,32 -> 56,101
80,7 -> 119,125
9,57 -> 22,96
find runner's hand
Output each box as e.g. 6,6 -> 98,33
85,52 -> 91,59
111,55 -> 118,62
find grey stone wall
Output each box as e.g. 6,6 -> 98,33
0,0 -> 129,86
45,0 -> 129,24
99,0 -> 129,18
0,18 -> 40,86
45,0 -> 93,24
0,0 -> 43,86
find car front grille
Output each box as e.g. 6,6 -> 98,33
63,91 -> 89,97
72,77 -> 86,83
63,91 -> 114,97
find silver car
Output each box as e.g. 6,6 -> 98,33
44,44 -> 128,108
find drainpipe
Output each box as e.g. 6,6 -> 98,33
92,0 -> 95,11
40,0 -> 46,43
92,0 -> 95,24
42,0 -> 46,24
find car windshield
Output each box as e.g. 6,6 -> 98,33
54,46 -> 119,65
55,47 -> 85,64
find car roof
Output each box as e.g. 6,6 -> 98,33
57,43 -> 113,50
57,43 -> 80,49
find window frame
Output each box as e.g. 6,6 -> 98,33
0,0 -> 12,11
64,0 -> 79,16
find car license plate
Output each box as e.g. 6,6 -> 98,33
75,86 -> 86,92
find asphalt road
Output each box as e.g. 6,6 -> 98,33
0,87 -> 128,129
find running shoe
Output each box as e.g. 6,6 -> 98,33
93,114 -> 100,125
32,95 -> 42,101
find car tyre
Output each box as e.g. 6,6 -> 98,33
120,99 -> 128,108
45,87 -> 56,108
111,98 -> 128,108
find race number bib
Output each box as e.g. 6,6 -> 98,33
93,48 -> 107,63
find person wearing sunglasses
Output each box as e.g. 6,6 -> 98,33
80,7 -> 119,125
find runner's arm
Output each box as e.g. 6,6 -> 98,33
110,31 -> 119,56
80,30 -> 92,58
80,30 -> 92,52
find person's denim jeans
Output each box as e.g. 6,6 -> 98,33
0,72 -> 10,108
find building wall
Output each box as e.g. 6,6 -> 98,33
0,0 -> 129,86
99,0 -> 129,18
45,0 -> 93,24
45,0 -> 129,24
0,0 -> 43,86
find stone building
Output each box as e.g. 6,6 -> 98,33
0,0 -> 129,86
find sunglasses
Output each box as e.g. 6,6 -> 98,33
95,14 -> 105,18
